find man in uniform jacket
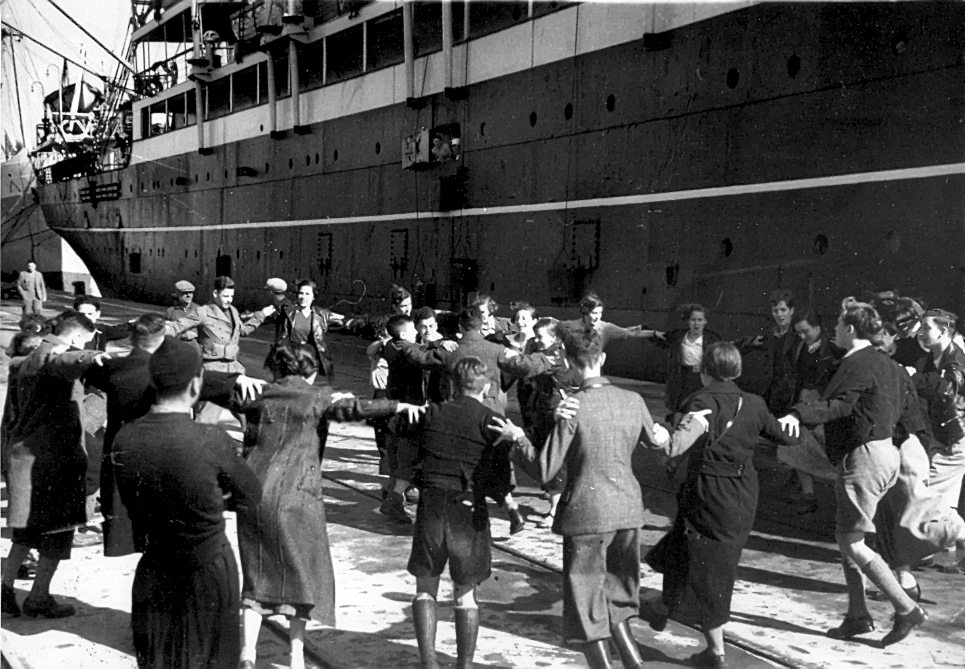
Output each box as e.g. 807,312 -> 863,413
538,328 -> 667,669
1,311 -> 106,619
16,260 -> 47,316
165,275 -> 275,374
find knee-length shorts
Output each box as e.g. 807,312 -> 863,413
407,488 -> 491,586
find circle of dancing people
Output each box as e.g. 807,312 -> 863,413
1,277 -> 963,669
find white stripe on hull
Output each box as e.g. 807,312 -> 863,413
52,161 -> 965,234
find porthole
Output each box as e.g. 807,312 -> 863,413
256,251 -> 261,260
333,150 -> 339,162
279,251 -> 284,259
259,124 -> 264,131
721,237 -> 734,257
375,142 -> 381,155
665,263 -> 679,287
289,158 -> 294,169
195,174 -> 199,182
605,94 -> 615,112
726,68 -> 740,89
265,162 -> 270,173
224,170 -> 228,179
479,122 -> 486,137
529,111 -> 537,127
206,172 -> 210,181
813,234 -> 829,255
564,103 -> 573,120
315,153 -> 319,164
185,250 -> 189,257
129,184 -> 133,192
787,53 -> 801,78
169,178 -> 173,186
306,155 -> 310,166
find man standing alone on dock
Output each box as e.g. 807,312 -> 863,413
17,260 -> 47,316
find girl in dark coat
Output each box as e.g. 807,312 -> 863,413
234,344 -> 423,669
660,303 -> 723,414
649,342 -> 796,668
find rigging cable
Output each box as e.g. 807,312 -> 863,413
0,22 -> 137,94
45,0 -> 135,73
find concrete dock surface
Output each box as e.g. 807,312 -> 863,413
1,293 -> 963,668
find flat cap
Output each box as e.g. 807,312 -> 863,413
174,280 -> 195,293
150,336 -> 202,392
265,277 -> 287,293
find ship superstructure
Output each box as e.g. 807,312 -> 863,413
34,1 -> 965,367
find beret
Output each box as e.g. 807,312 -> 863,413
265,277 -> 287,292
150,336 -> 203,393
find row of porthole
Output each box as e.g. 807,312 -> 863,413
716,234 -> 830,261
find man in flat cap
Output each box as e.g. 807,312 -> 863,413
165,280 -> 199,344
113,337 -> 261,669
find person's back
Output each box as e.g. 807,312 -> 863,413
544,378 -> 649,536
418,396 -> 503,495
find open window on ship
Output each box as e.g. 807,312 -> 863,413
402,123 -> 460,169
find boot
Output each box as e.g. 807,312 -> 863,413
610,619 -> 644,668
581,639 -> 612,669
379,491 -> 412,524
454,606 -> 479,669
412,596 -> 440,669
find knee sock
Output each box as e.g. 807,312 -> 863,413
859,555 -> 915,615
840,556 -> 869,619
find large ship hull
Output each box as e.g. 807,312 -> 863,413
39,2 -> 965,376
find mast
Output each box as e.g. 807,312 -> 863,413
7,30 -> 27,148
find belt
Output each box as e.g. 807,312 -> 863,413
699,460 -> 748,478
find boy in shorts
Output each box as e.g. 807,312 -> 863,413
407,356 -> 525,669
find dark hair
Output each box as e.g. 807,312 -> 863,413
470,294 -> 498,314
451,356 -> 489,394
562,327 -> 603,368
922,308 -> 958,336
768,289 -> 795,309
580,292 -> 604,313
510,301 -> 536,321
386,314 -> 414,339
266,344 -> 317,378
435,310 -> 460,338
701,341 -> 742,381
679,303 -> 707,320
7,332 -> 43,357
213,275 -> 235,291
412,306 -> 436,325
389,284 -> 411,306
73,295 -> 102,311
296,279 -> 318,298
18,314 -> 49,334
131,313 -> 167,346
534,317 -> 559,339
839,297 -> 882,340
458,308 -> 483,333
52,310 -> 95,336
792,309 -> 822,329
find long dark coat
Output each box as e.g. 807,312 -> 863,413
232,377 -> 400,623
84,346 -> 253,556
276,305 -> 336,377
3,336 -> 99,531
657,380 -> 794,628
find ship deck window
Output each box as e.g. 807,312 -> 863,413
368,9 -> 404,70
167,92 -> 195,130
206,76 -> 231,119
326,24 -> 363,83
468,1 -> 527,39
299,40 -> 326,90
257,61 -> 269,101
233,65 -> 259,111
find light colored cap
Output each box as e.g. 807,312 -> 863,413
174,280 -> 195,292
265,277 -> 287,293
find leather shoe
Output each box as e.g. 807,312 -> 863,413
881,605 -> 927,646
826,615 -> 874,639
2,584 -> 20,617
21,595 -> 76,618
379,492 -> 412,524
689,648 -> 727,668
508,508 -> 526,535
